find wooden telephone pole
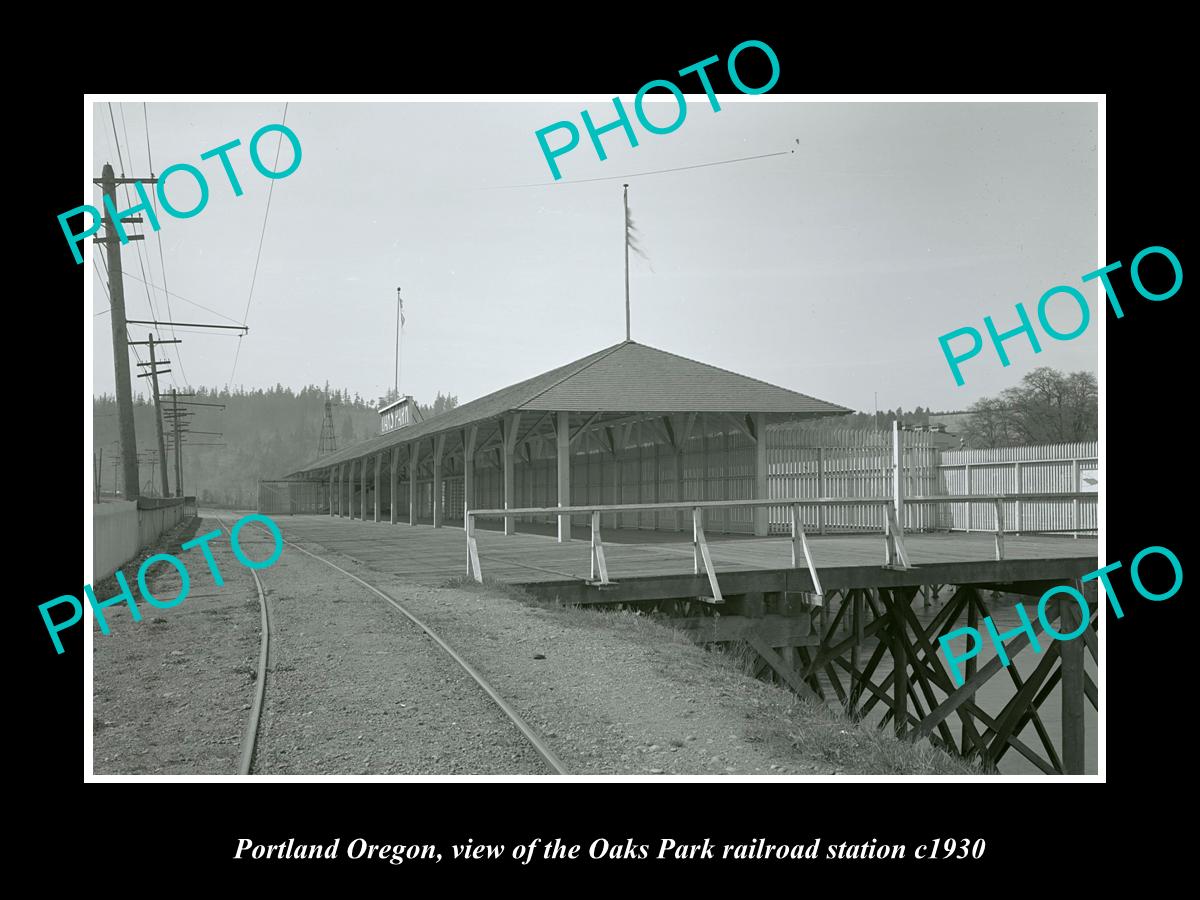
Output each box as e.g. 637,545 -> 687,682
133,334 -> 178,498
95,162 -> 158,501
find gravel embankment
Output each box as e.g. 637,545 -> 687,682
93,517 -> 261,774
281,533 -> 837,775
97,515 -> 968,776
244,529 -> 550,775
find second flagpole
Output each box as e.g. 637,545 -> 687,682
624,184 -> 630,341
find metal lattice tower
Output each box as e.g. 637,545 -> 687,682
317,398 -> 338,458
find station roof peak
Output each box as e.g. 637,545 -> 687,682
294,339 -> 850,474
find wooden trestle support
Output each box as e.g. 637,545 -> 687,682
466,494 -> 1099,775
659,581 -> 1098,775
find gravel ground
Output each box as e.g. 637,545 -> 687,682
280,531 -> 838,776
93,517 -> 261,774
244,526 -> 550,775
97,514 -> 949,776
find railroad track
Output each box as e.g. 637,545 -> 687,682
214,515 -> 569,776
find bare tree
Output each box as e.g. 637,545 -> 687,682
963,368 -> 1097,448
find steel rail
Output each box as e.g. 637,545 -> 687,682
276,537 -> 570,776
215,516 -> 271,776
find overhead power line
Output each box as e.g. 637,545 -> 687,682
228,100 -> 289,388
115,268 -> 243,324
487,148 -> 794,190
143,101 -> 189,386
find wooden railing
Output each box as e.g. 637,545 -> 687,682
464,493 -> 1097,601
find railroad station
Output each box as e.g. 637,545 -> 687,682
281,338 -> 851,537
260,337 -> 1099,777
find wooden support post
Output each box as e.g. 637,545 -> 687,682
389,447 -> 400,524
432,432 -> 446,528
993,498 -> 1005,560
752,412 -> 768,536
817,446 -> 826,534
374,453 -> 382,522
790,504 -> 802,568
892,420 -> 904,533
466,513 -> 482,582
964,463 -> 972,532
1015,461 -> 1023,535
347,459 -> 357,519
1060,583 -> 1086,773
589,510 -> 610,585
361,456 -> 368,521
1071,457 -> 1080,539
556,411 -> 571,542
675,446 -> 686,533
336,464 -> 343,516
329,469 -> 335,516
789,504 -> 823,604
962,590 -> 979,753
889,589 -> 908,738
408,440 -> 421,526
463,425 -> 477,527
882,501 -> 911,569
611,425 -> 625,532
850,590 -> 863,710
502,413 -> 520,535
692,507 -> 724,603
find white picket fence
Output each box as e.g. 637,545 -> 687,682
767,428 -> 1096,536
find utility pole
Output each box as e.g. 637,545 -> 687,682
147,335 -> 170,497
157,392 -> 224,499
173,389 -> 183,496
98,163 -> 143,501
132,335 -> 179,495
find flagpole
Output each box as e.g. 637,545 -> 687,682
623,183 -> 630,341
395,287 -> 402,396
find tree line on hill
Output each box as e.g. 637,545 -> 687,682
92,367 -> 1094,505
92,383 -> 457,507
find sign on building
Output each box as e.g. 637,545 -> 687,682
380,396 -> 422,434
1079,463 -> 1099,493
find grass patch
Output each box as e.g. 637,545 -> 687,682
786,699 -> 990,775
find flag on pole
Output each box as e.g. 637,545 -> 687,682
625,205 -> 652,269
398,292 -> 405,327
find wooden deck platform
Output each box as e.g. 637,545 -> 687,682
274,515 -> 1098,603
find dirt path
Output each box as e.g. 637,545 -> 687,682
236,520 -> 549,775
96,514 -> 972,776
93,517 -> 261,774
280,529 -> 837,775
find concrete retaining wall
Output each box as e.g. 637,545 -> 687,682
93,497 -> 187,584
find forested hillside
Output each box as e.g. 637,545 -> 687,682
93,384 -> 457,508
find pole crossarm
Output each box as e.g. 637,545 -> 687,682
126,319 -> 248,332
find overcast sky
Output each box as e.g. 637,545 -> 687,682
89,99 -> 1097,414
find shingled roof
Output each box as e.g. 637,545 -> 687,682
293,340 -> 850,474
